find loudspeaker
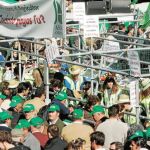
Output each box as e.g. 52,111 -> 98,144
85,0 -> 107,15
110,0 -> 131,13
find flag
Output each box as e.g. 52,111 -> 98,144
141,3 -> 150,28
131,0 -> 138,4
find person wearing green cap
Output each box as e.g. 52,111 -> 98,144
96,105 -> 128,149
23,104 -> 37,121
61,108 -> 93,150
30,116 -> 48,148
0,111 -> 13,132
90,105 -> 108,130
129,130 -> 150,150
9,95 -> 25,128
15,119 -> 41,150
23,86 -> 46,113
52,91 -> 69,120
48,104 -> 65,134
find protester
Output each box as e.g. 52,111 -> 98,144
44,124 -> 68,150
61,108 -> 93,150
48,104 -> 65,134
30,116 -> 48,148
15,119 -> 41,150
0,111 -> 13,132
96,104 -> 128,149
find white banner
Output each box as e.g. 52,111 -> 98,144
84,15 -> 99,38
102,35 -> 120,63
128,51 -> 141,77
73,2 -> 85,25
0,0 -> 65,38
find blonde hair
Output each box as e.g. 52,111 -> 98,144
32,68 -> 43,87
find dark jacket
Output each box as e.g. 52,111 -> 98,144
9,142 -> 30,150
55,118 -> 65,134
44,137 -> 68,150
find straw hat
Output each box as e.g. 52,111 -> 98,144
8,79 -> 19,88
69,65 -> 83,75
141,78 -> 150,91
117,94 -> 130,104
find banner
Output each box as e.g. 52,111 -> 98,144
128,51 -> 141,77
84,15 -> 99,38
0,0 -> 65,38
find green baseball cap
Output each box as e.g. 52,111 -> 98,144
55,91 -> 68,101
129,130 -> 144,140
30,117 -> 44,127
48,104 -> 60,112
0,94 -> 7,100
23,104 -> 35,113
0,111 -> 13,121
146,128 -> 150,139
10,96 -> 23,107
15,119 -> 30,129
73,109 -> 84,119
90,105 -> 105,115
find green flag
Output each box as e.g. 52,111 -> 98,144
141,3 -> 150,28
131,0 -> 138,4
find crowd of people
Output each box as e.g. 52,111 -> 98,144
0,1 -> 150,150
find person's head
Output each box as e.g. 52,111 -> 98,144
103,77 -> 117,91
17,82 -> 29,96
109,142 -> 123,150
15,119 -> 31,137
90,105 -> 105,122
69,65 -> 83,79
0,130 -> 13,149
34,86 -> 45,101
24,82 -> 32,96
5,62 -> 11,70
54,91 -> 68,105
117,94 -> 131,111
30,116 -> 44,133
73,109 -> 84,121
50,79 -> 63,93
54,72 -> 64,83
0,81 -> 10,97
48,104 -> 60,122
119,24 -> 126,32
32,68 -> 43,87
0,111 -> 13,127
23,104 -> 36,120
47,124 -> 59,139
90,131 -> 105,150
138,27 -> 145,35
68,138 -> 86,150
11,128 -> 24,143
108,104 -> 119,118
10,95 -> 23,112
87,95 -> 101,110
127,124 -> 144,139
128,130 -> 150,150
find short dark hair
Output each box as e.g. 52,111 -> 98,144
47,124 -> 59,138
0,130 -> 12,143
90,131 -> 105,146
119,24 -> 125,30
34,86 -> 45,97
50,79 -> 63,89
108,104 -> 119,117
17,82 -> 27,93
68,138 -> 86,150
110,141 -> 123,150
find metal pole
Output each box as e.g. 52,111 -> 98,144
18,40 -> 22,82
91,37 -> 94,95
